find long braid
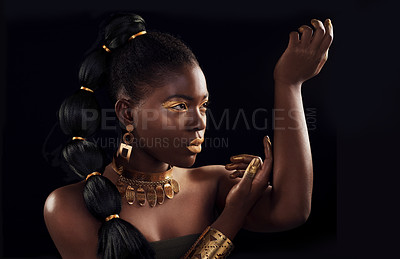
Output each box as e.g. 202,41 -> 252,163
58,12 -> 199,258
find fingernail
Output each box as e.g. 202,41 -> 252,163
265,135 -> 271,146
298,27 -> 304,33
244,158 -> 261,179
311,19 -> 318,26
225,163 -> 237,168
327,19 -> 332,25
231,156 -> 243,162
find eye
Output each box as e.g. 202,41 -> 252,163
171,103 -> 188,111
200,100 -> 211,110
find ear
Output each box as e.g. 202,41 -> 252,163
115,99 -> 135,128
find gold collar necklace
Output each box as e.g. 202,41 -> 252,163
111,157 -> 180,207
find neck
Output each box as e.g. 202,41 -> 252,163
115,144 -> 170,174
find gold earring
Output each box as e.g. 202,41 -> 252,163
118,124 -> 134,161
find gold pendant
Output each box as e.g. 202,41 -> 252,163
155,185 -> 165,205
164,182 -> 174,199
118,143 -> 132,161
136,186 -> 146,206
171,179 -> 180,193
125,185 -> 135,205
147,187 -> 157,207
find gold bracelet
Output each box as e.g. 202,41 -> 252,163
182,226 -> 234,258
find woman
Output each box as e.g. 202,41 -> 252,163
44,13 -> 333,258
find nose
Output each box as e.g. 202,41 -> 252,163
185,107 -> 206,131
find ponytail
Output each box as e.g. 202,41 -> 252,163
58,13 -> 155,259
57,11 -> 199,258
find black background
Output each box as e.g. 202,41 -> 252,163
1,0 -> 398,258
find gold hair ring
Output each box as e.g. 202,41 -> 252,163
129,31 -> 147,41
72,136 -> 85,141
80,86 -> 94,93
102,45 -> 111,53
105,214 -> 120,221
86,172 -> 101,181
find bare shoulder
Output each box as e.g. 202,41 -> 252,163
180,164 -> 233,184
44,181 -> 100,259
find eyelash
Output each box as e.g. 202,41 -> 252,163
170,101 -> 211,111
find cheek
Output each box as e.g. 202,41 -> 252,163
133,110 -> 200,166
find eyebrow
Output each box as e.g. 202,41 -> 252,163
164,94 -> 209,102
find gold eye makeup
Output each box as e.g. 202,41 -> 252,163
162,101 -> 188,112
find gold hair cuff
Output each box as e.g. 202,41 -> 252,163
80,86 -> 94,93
105,214 -> 120,221
72,136 -> 85,141
129,31 -> 147,41
86,172 -> 101,181
102,45 -> 111,53
183,226 -> 234,258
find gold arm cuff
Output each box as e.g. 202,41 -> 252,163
182,226 -> 234,258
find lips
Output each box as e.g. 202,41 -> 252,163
187,138 -> 204,153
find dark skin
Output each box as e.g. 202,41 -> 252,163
44,18 -> 333,258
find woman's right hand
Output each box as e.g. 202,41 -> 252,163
224,136 -> 273,217
210,136 -> 273,240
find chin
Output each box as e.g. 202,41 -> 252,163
170,154 -> 197,168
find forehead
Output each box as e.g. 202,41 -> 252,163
145,65 -> 208,103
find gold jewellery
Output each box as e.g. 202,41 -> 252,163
183,226 -> 234,258
102,31 -> 147,53
111,157 -> 180,207
118,124 -> 134,162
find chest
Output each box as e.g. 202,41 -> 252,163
119,173 -> 218,242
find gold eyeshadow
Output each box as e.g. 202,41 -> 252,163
162,99 -> 210,113
161,101 -> 188,112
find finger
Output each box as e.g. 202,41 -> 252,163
320,19 -> 333,53
229,170 -> 245,179
310,19 -> 326,49
226,162 -> 253,171
250,137 -> 273,191
315,50 -> 328,73
237,157 -> 262,188
263,135 -> 272,163
288,31 -> 300,48
230,154 -> 259,163
298,25 -> 313,45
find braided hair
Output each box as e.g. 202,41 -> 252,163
58,12 -> 199,259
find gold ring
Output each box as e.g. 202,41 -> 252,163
80,86 -> 94,93
86,172 -> 101,181
102,45 -> 111,53
72,136 -> 85,141
105,214 -> 120,221
129,31 -> 147,41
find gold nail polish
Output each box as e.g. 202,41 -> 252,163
327,19 -> 332,26
231,156 -> 243,162
298,27 -> 304,33
244,158 -> 261,179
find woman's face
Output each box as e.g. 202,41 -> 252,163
130,65 -> 208,168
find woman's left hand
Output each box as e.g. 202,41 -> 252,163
273,18 -> 334,86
